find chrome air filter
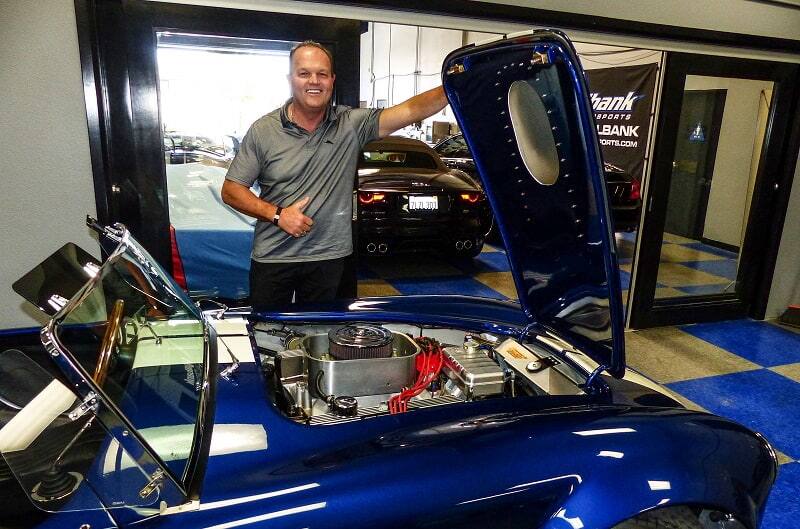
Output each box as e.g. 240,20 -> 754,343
327,324 -> 393,360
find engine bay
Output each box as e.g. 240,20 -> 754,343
254,322 -> 588,425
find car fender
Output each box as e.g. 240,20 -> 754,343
185,403 -> 774,529
537,409 -> 776,529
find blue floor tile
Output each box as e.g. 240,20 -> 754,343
762,462 -> 800,529
356,266 -> 378,280
618,269 -> 631,290
667,369 -> 800,460
388,275 -> 507,300
446,252 -> 511,275
679,259 -> 738,281
473,251 -> 511,272
617,231 -> 637,243
680,319 -> 800,366
681,241 -> 739,260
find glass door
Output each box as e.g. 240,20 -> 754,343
156,33 -> 294,300
629,53 -> 799,328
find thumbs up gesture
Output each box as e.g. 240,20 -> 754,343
277,196 -> 314,238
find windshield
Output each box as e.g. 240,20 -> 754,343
437,135 -> 471,158
52,230 -> 207,481
359,149 -> 439,170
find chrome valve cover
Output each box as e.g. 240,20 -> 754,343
442,346 -> 505,399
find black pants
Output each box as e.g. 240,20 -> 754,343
249,257 -> 346,310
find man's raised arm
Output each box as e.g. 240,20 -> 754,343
378,86 -> 448,138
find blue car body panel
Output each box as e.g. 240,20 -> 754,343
442,31 -> 625,376
156,364 -> 773,529
250,295 -> 529,336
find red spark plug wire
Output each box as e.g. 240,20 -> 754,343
389,337 -> 444,414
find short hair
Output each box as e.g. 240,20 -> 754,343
289,40 -> 334,73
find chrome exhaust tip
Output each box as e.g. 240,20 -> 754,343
378,243 -> 388,254
366,243 -> 377,253
455,241 -> 464,250
464,240 -> 473,249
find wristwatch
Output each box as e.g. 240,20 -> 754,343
272,206 -> 283,226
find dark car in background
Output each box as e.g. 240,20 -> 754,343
602,161 -> 642,232
435,133 -> 642,232
357,136 -> 492,258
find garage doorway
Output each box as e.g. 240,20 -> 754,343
74,1 -> 361,272
629,53 -> 799,328
156,33 -> 294,299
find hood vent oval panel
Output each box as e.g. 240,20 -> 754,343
508,79 -> 560,186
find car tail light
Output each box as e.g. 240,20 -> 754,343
459,192 -> 481,204
359,191 -> 386,205
169,225 -> 188,290
629,178 -> 641,201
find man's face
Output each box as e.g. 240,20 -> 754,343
289,46 -> 335,113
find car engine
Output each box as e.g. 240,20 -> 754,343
256,322 -> 586,425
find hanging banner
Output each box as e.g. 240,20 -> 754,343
585,63 -> 658,182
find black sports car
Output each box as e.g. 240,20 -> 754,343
435,133 -> 642,232
357,136 -> 492,257
602,161 -> 643,232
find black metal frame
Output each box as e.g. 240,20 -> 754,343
74,0 -> 361,268
629,53 -> 800,328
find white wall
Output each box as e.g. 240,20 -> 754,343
360,23 -> 461,133
478,0 -> 800,42
0,0 -> 98,329
768,154 -> 800,318
159,0 -> 800,63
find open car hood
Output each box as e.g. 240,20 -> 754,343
442,30 -> 625,377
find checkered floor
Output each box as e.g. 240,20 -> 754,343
356,244 -> 516,300
357,247 -> 798,527
356,231 -> 740,305
628,320 -> 800,528
616,231 -> 740,301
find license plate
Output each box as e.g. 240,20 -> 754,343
409,195 -> 438,211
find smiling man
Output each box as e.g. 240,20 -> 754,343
221,41 -> 447,309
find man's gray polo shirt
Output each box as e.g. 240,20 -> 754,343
226,101 -> 382,263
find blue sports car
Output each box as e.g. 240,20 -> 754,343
0,30 -> 776,529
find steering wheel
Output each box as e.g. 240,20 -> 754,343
94,299 -> 125,386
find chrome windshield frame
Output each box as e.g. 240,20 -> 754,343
38,224 -> 216,505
